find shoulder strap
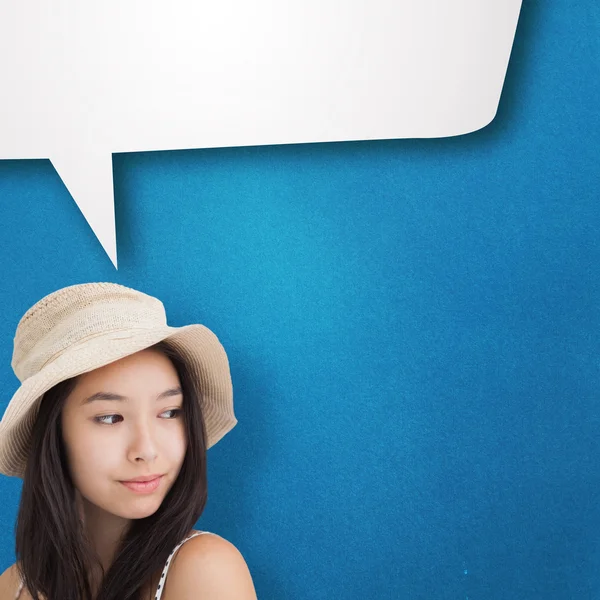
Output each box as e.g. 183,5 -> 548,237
14,578 -> 23,599
154,531 -> 208,600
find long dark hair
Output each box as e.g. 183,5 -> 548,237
15,341 -> 208,600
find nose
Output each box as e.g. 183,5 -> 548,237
127,416 -> 158,464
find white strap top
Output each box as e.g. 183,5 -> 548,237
14,531 -> 208,600
13,576 -> 22,599
154,531 -> 207,600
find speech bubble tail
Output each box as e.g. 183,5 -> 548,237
50,149 -> 118,269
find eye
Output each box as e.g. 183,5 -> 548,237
94,414 -> 123,425
161,408 -> 183,419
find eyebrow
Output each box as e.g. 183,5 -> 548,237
82,386 -> 183,404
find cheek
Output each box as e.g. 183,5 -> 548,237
164,425 -> 187,467
63,426 -> 122,482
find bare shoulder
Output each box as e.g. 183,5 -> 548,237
0,562 -> 20,597
163,532 -> 257,600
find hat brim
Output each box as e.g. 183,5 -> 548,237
0,324 -> 236,478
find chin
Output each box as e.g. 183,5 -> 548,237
122,505 -> 162,520
107,504 -> 160,521
100,492 -> 165,520
110,501 -> 163,520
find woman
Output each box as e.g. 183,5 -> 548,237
0,282 -> 257,599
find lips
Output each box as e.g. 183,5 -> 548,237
122,474 -> 163,483
120,475 -> 164,493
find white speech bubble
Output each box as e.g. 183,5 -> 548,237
0,1 -> 523,268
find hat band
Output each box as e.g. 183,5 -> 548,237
32,326 -> 156,380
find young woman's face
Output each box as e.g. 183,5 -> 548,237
61,348 -> 187,521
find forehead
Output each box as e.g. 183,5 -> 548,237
68,349 -> 180,400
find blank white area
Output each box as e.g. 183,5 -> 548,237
0,0 -> 523,267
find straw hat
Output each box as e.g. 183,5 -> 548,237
0,282 -> 237,478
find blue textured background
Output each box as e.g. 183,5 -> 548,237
1,2 -> 599,598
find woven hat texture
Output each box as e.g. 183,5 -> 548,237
0,282 -> 236,478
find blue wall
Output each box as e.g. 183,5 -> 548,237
1,2 -> 599,597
